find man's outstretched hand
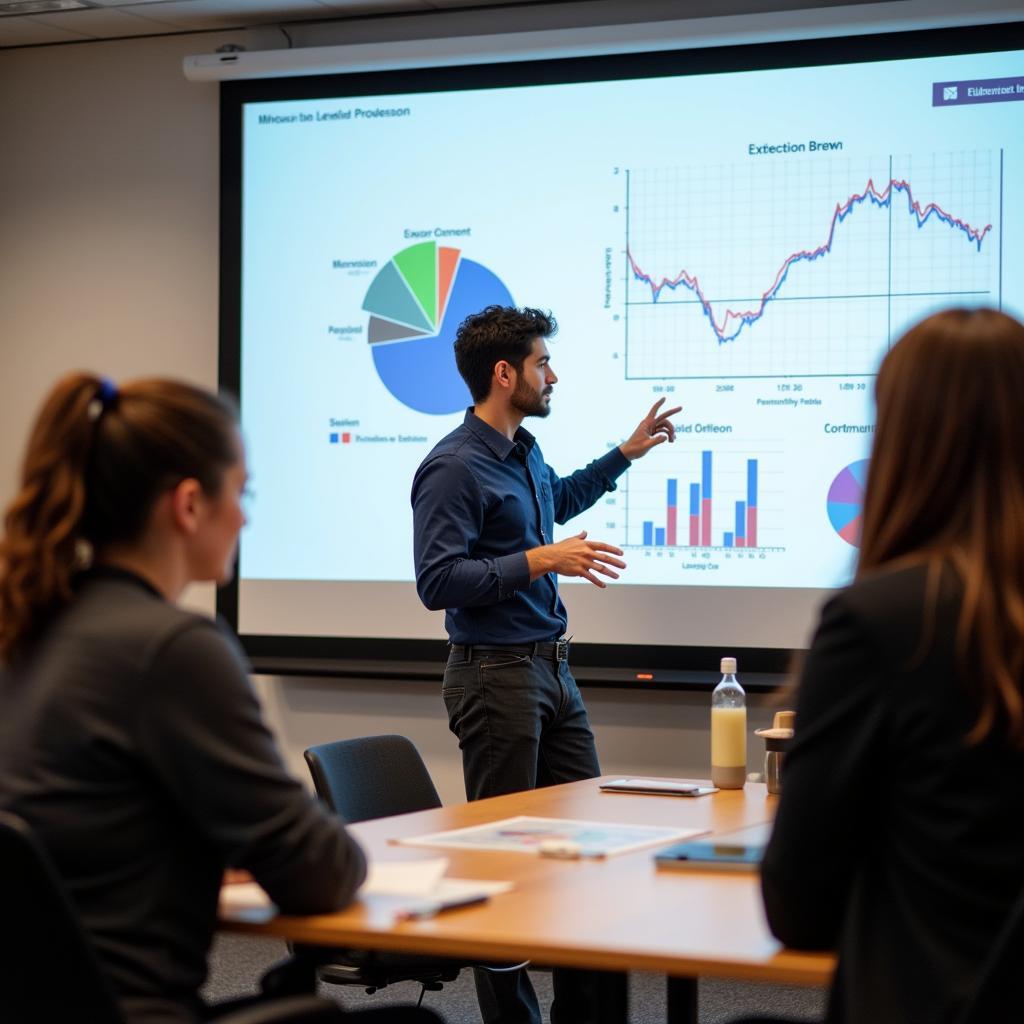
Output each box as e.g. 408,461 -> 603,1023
526,531 -> 626,588
619,397 -> 683,461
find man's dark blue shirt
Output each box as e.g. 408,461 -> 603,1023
411,409 -> 630,644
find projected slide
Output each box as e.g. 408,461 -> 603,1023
238,38 -> 1023,602
365,242 -> 514,414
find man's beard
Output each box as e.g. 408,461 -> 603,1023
511,380 -> 552,418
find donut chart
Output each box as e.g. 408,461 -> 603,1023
827,459 -> 869,546
362,241 -> 514,415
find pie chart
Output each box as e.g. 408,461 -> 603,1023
362,241 -> 514,415
827,459 -> 869,546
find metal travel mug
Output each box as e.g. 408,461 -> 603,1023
755,710 -> 795,795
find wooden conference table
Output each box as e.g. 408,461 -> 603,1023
219,777 -> 835,1023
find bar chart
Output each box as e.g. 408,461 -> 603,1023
626,447 -> 783,554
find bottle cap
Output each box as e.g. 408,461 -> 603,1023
755,709 -> 795,741
720,656 -> 737,674
773,710 -> 795,731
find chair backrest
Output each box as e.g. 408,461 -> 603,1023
956,879 -> 1024,1024
303,735 -> 442,823
0,810 -> 123,1023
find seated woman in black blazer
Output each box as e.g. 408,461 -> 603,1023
0,375 -> 433,1024
761,308 -> 1024,1024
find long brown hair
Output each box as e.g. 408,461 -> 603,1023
859,308 -> 1024,745
0,373 -> 238,661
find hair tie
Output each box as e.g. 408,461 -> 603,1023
87,378 -> 118,422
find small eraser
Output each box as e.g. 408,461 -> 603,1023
538,838 -> 582,859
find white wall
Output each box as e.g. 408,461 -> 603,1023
254,674 -> 791,804
0,34 -> 225,472
0,35 -> 229,609
2,22 -> 797,806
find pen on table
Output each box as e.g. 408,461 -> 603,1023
537,839 -> 606,860
395,893 -> 491,921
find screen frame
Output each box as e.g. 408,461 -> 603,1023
217,19 -> 1024,686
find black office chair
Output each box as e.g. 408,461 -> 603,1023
302,736 -> 465,996
0,810 -> 345,1024
304,734 -> 443,823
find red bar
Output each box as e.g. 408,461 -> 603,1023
689,515 -> 699,546
746,507 -> 757,548
736,537 -> 745,548
701,499 -> 712,547
666,507 -> 678,546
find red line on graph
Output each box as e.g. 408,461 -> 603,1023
628,177 -> 993,344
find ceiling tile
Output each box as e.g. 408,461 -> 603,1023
425,0 -> 535,6
23,7 -> 181,36
82,0 -> 331,5
314,0 -> 433,11
0,14 -> 93,44
120,0 -> 342,30
77,0 -> 183,6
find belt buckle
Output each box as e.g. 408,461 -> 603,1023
554,638 -> 569,662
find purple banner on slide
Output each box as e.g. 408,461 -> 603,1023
933,76 -> 1024,106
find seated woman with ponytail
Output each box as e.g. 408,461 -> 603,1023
0,375 -> 368,1023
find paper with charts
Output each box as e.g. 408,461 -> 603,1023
398,816 -> 705,856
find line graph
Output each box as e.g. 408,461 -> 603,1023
629,178 -> 992,344
623,152 -> 1002,379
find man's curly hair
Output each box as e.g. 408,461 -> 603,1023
454,306 -> 557,402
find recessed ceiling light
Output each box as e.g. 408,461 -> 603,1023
0,0 -> 93,15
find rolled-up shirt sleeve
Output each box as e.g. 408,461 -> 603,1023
413,455 -> 530,611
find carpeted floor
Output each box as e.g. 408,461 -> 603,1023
204,934 -> 827,1023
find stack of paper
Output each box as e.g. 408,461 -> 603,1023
362,858 -> 513,901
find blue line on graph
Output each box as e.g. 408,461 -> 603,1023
627,176 -> 993,346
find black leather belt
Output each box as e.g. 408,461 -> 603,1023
450,639 -> 570,663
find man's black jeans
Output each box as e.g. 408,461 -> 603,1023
442,645 -> 625,1024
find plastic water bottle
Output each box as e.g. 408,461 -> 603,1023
711,656 -> 747,789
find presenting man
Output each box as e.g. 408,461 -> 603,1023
411,305 -> 679,1024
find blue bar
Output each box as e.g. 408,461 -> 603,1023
643,521 -> 654,546
735,501 -> 746,540
667,479 -> 678,507
724,532 -> 734,547
702,451 -> 712,500
747,459 -> 758,508
689,483 -> 700,516
655,527 -> 666,546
